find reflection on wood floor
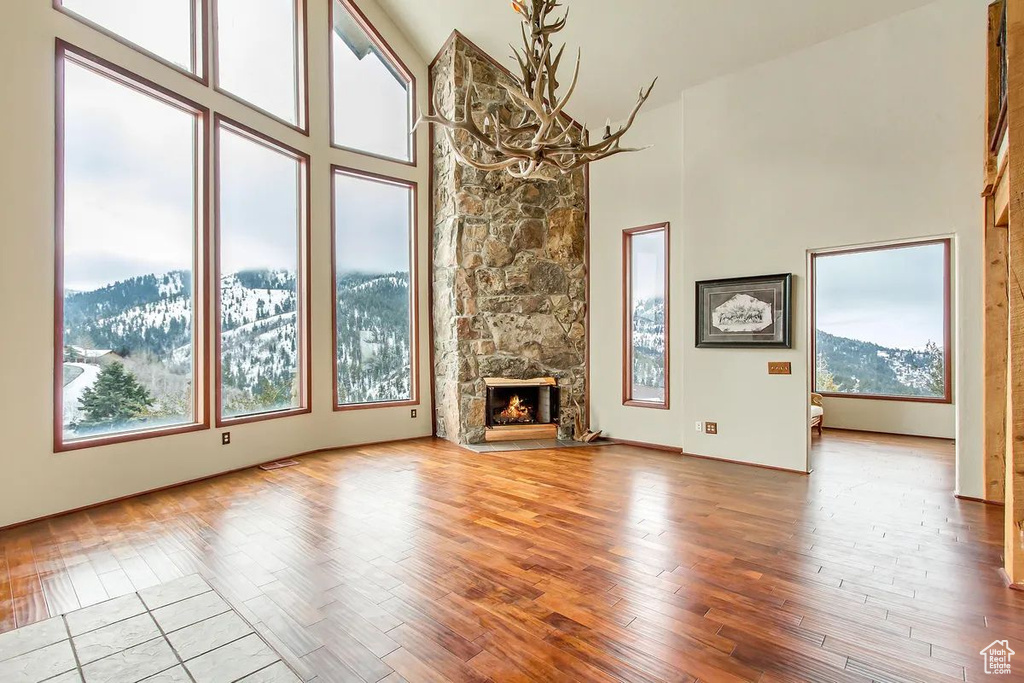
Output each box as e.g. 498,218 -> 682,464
0,430 -> 1017,682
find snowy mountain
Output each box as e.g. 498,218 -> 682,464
218,270 -> 300,414
64,272 -> 193,359
335,272 -> 412,404
815,330 -> 944,398
62,269 -> 412,423
632,296 -> 666,391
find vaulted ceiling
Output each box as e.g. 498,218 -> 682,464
375,0 -> 938,123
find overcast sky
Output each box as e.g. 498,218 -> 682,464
815,243 -> 946,351
334,174 -> 411,276
332,30 -> 410,160
66,0 -> 298,123
62,2 -> 413,292
63,0 -> 193,71
631,230 -> 666,303
219,129 -> 300,275
217,0 -> 299,124
64,60 -> 196,292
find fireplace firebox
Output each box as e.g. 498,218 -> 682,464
483,378 -> 560,442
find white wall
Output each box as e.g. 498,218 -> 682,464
0,0 -> 433,527
823,395 -> 955,439
589,100 -> 684,445
590,0 -> 985,493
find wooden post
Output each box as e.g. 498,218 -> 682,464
987,205 -> 1009,503
986,1 -> 1009,504
1004,0 -> 1024,585
988,2 -> 1005,193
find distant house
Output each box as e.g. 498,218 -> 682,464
64,345 -> 120,365
980,640 -> 1015,675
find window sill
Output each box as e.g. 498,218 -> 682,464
334,399 -> 418,412
217,407 -> 312,428
623,399 -> 671,411
56,422 -> 208,453
816,392 -> 952,405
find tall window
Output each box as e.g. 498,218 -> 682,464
57,0 -> 203,78
813,240 -> 951,402
214,0 -> 306,129
331,0 -> 414,162
623,224 -> 669,409
332,168 -> 416,409
54,0 -> 419,450
215,118 -> 309,423
56,44 -> 205,449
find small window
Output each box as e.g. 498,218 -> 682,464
813,240 -> 951,402
58,0 -> 202,78
215,0 -> 306,129
331,0 -> 414,162
215,118 -> 309,424
57,44 -> 206,449
623,224 -> 670,409
332,168 -> 416,408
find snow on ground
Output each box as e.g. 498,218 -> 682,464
220,311 -> 297,340
62,362 -> 100,427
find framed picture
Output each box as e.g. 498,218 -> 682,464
696,273 -> 793,348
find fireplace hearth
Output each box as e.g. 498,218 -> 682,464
484,378 -> 560,442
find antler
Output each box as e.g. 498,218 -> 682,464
415,0 -> 656,179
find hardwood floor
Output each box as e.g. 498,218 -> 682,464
0,430 -> 1018,682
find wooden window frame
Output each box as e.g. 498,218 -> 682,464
213,115 -> 312,427
329,0 -> 417,166
331,166 -> 420,412
211,0 -> 310,135
54,40 -> 211,453
810,238 -> 953,405
54,0 -> 209,85
622,223 -> 670,410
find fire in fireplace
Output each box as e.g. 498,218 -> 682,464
493,392 -> 536,426
485,378 -> 559,430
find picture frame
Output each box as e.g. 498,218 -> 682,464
696,273 -> 793,348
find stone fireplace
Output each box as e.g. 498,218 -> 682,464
430,34 -> 588,445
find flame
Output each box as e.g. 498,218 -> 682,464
499,394 -> 533,422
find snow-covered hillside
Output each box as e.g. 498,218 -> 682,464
631,296 -> 666,391
816,330 -> 944,397
63,269 -> 413,417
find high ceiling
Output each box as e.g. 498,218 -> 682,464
375,0 -> 938,123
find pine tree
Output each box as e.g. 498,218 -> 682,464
77,362 -> 154,429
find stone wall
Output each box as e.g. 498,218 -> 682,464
431,35 -> 588,444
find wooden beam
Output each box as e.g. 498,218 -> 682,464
1003,0 -> 1024,585
986,199 -> 1009,503
987,2 -> 1006,193
986,3 -> 1008,504
996,165 -> 1011,225
986,1 -> 1009,505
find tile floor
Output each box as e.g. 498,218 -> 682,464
0,575 -> 300,683
461,437 -> 612,453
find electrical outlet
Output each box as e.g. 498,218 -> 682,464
695,421 -> 703,432
705,422 -> 718,435
411,409 -> 418,419
221,432 -> 231,446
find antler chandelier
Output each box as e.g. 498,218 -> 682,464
417,0 -> 657,179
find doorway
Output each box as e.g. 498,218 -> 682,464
806,238 -> 955,473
